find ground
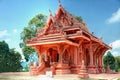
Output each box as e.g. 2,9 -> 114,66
0,72 -> 120,80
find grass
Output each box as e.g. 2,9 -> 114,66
117,78 -> 120,80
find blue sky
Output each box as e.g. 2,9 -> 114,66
0,0 -> 120,57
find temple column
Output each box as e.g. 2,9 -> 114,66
99,55 -> 103,73
97,48 -> 106,73
77,47 -> 80,65
89,50 -> 93,66
55,44 -> 71,74
74,47 -> 78,65
93,54 -> 97,66
45,51 -> 48,62
59,53 -> 63,63
39,54 -> 43,65
70,46 -> 76,73
98,54 -> 102,66
89,43 -> 93,65
30,46 -> 44,76
100,49 -> 107,73
88,42 -> 97,73
71,46 -> 80,74
97,53 -> 101,73
35,46 -> 43,65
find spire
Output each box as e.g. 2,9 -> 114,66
58,0 -> 61,6
49,9 -> 52,16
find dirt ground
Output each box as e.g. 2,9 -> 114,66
0,72 -> 30,76
89,73 -> 120,80
0,72 -> 120,80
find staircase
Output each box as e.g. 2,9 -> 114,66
30,62 -> 57,76
30,62 -> 46,76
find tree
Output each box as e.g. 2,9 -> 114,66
115,56 -> 120,72
0,41 -> 22,72
0,41 -> 10,72
75,16 -> 83,22
20,14 -> 47,61
9,48 -> 22,72
103,51 -> 115,71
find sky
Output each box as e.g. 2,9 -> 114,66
0,0 -> 120,57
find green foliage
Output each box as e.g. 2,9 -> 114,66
103,56 -> 107,69
118,78 -> 120,80
75,16 -> 83,22
103,51 -> 115,70
20,14 -> 47,61
9,49 -> 22,72
29,14 -> 47,29
70,13 -> 83,22
0,41 -> 22,72
21,27 -> 36,42
22,46 -> 35,61
115,56 -> 120,72
23,65 -> 30,72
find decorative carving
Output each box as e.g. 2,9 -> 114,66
26,2 -> 111,76
78,60 -> 89,78
37,28 -> 45,37
77,31 -> 82,35
30,37 -> 37,41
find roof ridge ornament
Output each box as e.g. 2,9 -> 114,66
58,0 -> 62,6
49,9 -> 52,16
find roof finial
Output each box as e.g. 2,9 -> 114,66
58,0 -> 61,5
49,9 -> 52,16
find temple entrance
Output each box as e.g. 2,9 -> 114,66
63,49 -> 70,64
48,48 -> 59,63
85,49 -> 90,67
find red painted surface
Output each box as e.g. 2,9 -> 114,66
26,3 -> 111,78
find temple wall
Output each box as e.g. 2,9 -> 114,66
30,43 -> 108,75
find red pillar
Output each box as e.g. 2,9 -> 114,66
89,43 -> 94,66
98,55 -> 102,66
56,44 -> 71,74
35,47 -> 43,65
88,42 -> 97,73
45,51 -> 48,62
100,49 -> 107,73
74,47 -> 78,65
39,54 -> 43,65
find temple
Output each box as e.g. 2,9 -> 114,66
26,3 -> 111,76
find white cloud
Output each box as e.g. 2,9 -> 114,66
109,40 -> 120,49
0,30 -> 8,38
112,51 -> 120,56
107,8 -> 120,24
13,29 -> 18,33
109,40 -> 120,56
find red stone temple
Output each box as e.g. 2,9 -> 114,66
26,3 -> 111,76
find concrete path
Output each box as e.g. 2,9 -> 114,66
89,73 -> 120,80
0,72 -> 120,80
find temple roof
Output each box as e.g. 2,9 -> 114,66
26,3 -> 111,50
56,5 -> 90,33
37,4 -> 91,37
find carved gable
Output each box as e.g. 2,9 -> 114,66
56,5 -> 90,33
37,4 -> 90,37
37,15 -> 63,37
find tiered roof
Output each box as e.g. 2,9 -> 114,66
37,4 -> 90,37
26,3 -> 111,50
